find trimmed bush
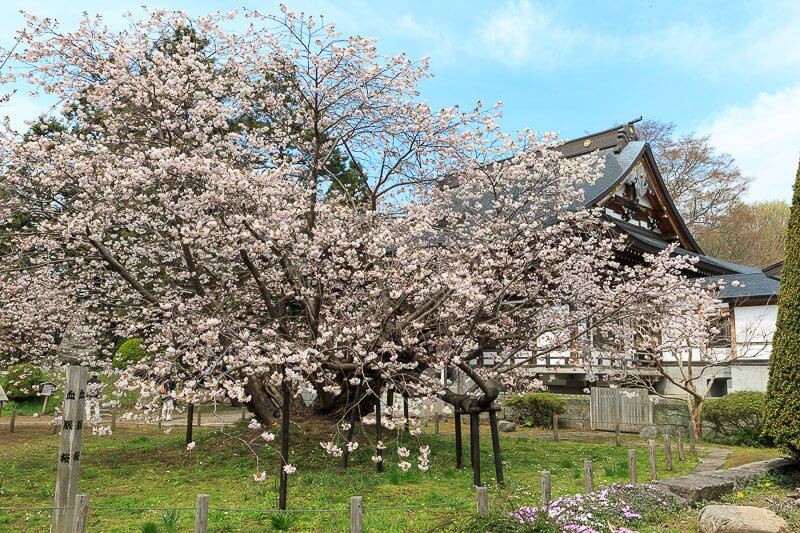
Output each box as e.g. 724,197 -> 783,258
1,364 -> 44,401
703,391 -> 766,446
113,338 -> 148,369
506,392 -> 566,428
764,158 -> 800,453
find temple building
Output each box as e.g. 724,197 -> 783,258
485,120 -> 780,397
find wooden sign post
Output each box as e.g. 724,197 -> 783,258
40,381 -> 55,414
52,366 -> 88,533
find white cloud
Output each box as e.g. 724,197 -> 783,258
702,85 -> 800,202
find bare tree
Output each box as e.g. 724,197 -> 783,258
638,119 -> 751,232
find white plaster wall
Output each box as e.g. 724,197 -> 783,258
733,304 -> 776,360
730,365 -> 770,392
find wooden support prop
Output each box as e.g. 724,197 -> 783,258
278,366 -> 291,510
676,429 -> 685,462
541,471 -> 551,508
488,409 -> 505,487
664,434 -> 673,471
386,388 -> 394,410
157,414 -> 162,430
552,414 -> 559,442
73,493 -> 89,533
241,406 -> 247,422
476,486 -> 489,516
615,422 -> 622,447
196,404 -> 202,426
403,394 -> 410,432
9,408 -> 15,433
350,496 -> 363,533
583,459 -> 594,493
185,404 -> 194,445
434,413 -> 440,436
628,449 -> 638,484
375,380 -> 384,473
647,439 -> 657,481
110,408 -> 117,433
342,383 -> 362,468
194,494 -> 209,533
689,426 -> 696,453
52,366 -> 88,533
469,413 -> 481,487
454,409 -> 463,469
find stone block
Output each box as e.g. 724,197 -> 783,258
698,504 -> 789,533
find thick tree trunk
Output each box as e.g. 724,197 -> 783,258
687,396 -> 703,442
312,375 -> 379,419
244,374 -> 283,424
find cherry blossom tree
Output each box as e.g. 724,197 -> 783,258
0,7 -> 712,488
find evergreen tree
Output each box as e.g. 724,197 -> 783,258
763,158 -> 800,454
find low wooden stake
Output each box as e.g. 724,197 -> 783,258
628,449 -> 638,484
689,426 -> 696,453
541,471 -> 551,508
615,422 -> 622,447
9,408 -> 15,433
677,429 -> 685,462
583,459 -> 594,493
194,494 -> 209,533
110,408 -> 117,433
476,486 -> 489,516
664,434 -> 673,471
196,405 -> 201,427
73,493 -> 90,533
647,439 -> 657,481
434,413 -> 440,436
350,496 -> 363,533
552,414 -> 559,442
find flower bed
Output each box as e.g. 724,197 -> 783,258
511,483 -> 679,532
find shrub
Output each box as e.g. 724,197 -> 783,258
506,392 -> 566,428
113,338 -> 148,369
1,364 -> 44,401
703,391 -> 767,445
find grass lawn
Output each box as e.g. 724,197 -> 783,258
0,415 -> 705,532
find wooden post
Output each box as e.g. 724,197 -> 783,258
196,404 -> 201,426
552,414 -> 559,442
73,493 -> 89,533
349,496 -> 363,533
9,408 -> 15,433
52,366 -> 88,533
647,439 -> 657,481
488,409 -> 505,487
541,471 -> 551,508
194,494 -> 209,533
469,412 -> 481,487
342,383 -> 362,468
583,459 -> 594,493
157,413 -> 162,430
185,404 -> 194,445
51,419 -> 59,435
615,390 -> 623,447
241,406 -> 247,421
454,408 -> 463,469
689,425 -> 696,453
110,408 -> 117,433
476,486 -> 489,516
628,449 -> 638,484
434,413 -> 440,436
403,393 -> 410,433
374,381 -> 384,474
278,367 -> 291,510
664,434 -> 673,471
676,428 -> 685,462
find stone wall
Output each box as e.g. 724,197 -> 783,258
502,393 -> 694,435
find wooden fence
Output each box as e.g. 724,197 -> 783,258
590,387 -> 653,433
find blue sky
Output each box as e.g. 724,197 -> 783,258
2,0 -> 799,201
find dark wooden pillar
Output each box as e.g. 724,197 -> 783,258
488,409 -> 505,487
469,412 -> 481,487
375,381 -> 384,473
342,382 -> 362,468
403,394 -> 410,433
185,403 -> 194,445
454,408 -> 463,469
278,367 -> 291,511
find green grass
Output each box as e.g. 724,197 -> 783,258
0,418 -> 704,532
